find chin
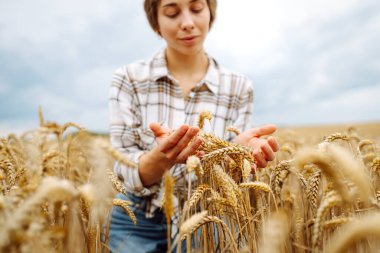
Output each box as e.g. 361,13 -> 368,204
167,44 -> 204,57
180,46 -> 204,56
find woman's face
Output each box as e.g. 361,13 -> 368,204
157,0 -> 211,56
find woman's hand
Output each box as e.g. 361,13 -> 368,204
235,124 -> 279,169
149,122 -> 203,166
139,123 -> 202,186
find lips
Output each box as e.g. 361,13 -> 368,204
180,35 -> 198,40
179,35 -> 199,45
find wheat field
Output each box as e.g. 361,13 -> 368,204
0,110 -> 379,253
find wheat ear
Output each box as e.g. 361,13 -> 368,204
188,184 -> 213,208
179,211 -> 238,251
312,192 -> 342,250
322,216 -> 353,230
163,171 -> 175,252
197,110 -> 212,130
294,144 -> 371,203
112,199 -> 137,225
99,140 -> 136,168
106,167 -> 127,195
239,182 -> 272,192
325,212 -> 380,253
323,133 -> 349,143
0,177 -> 78,250
226,126 -> 241,136
306,170 -> 321,212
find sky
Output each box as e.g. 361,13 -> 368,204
0,0 -> 379,135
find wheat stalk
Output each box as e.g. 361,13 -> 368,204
258,211 -> 290,253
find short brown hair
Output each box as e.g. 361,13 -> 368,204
144,0 -> 217,33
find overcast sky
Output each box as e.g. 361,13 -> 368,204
0,0 -> 379,135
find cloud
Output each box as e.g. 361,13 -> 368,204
0,77 -> 10,95
0,0 -> 164,134
0,0 -> 133,45
255,84 -> 380,126
0,1 -> 162,70
209,0 -> 380,126
0,0 -> 379,135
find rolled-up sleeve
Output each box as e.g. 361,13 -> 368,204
109,66 -> 159,196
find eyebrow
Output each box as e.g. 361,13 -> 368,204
161,0 -> 201,8
161,2 -> 177,8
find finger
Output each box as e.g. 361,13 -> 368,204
175,126 -> 199,151
196,151 -> 205,158
166,126 -> 199,159
260,142 -> 275,161
176,137 -> 203,163
149,122 -> 171,137
251,163 -> 258,174
267,136 -> 279,152
160,125 -> 189,152
247,124 -> 277,138
253,150 -> 267,168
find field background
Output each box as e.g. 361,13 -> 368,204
277,121 -> 380,142
1,118 -> 380,252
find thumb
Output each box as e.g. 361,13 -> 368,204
149,122 -> 170,137
249,124 -> 277,137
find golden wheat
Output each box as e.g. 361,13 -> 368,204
2,111 -> 380,253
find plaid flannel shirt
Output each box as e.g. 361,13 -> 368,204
109,48 -> 253,218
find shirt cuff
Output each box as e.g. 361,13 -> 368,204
115,150 -> 160,197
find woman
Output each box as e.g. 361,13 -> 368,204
108,0 -> 279,252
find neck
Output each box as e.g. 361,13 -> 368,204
165,48 -> 208,79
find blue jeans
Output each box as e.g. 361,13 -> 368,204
108,193 -> 168,253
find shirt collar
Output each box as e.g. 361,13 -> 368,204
150,48 -> 220,94
202,55 -> 220,94
151,49 -> 169,81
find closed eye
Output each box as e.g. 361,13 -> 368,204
191,3 -> 204,13
166,12 -> 179,18
192,8 -> 203,13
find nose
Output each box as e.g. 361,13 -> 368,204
180,11 -> 194,31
